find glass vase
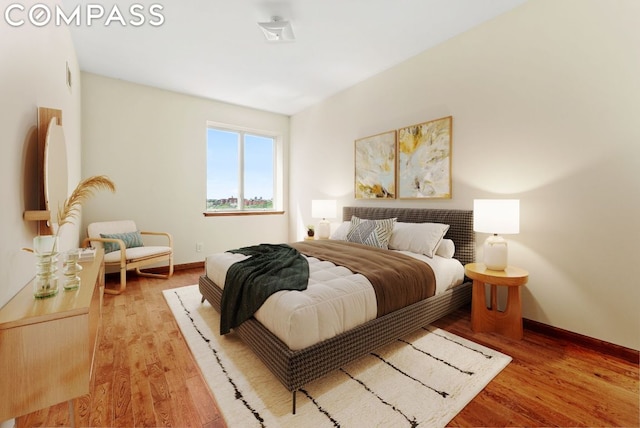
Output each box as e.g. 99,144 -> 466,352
33,235 -> 59,298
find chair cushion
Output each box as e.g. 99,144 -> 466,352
100,231 -> 144,253
103,246 -> 172,264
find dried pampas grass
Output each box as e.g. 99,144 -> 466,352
57,175 -> 116,228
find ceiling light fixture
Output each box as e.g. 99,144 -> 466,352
258,16 -> 295,42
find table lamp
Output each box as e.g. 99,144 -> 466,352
473,199 -> 520,270
311,199 -> 337,239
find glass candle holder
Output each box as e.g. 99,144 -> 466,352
62,249 -> 82,290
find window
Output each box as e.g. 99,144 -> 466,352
206,125 -> 280,213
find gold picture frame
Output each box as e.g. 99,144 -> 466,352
397,116 -> 452,199
354,130 -> 396,199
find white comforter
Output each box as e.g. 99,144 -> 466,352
205,249 -> 464,350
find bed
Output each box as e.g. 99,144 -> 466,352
199,206 -> 474,412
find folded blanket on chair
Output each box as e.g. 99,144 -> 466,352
220,243 -> 309,335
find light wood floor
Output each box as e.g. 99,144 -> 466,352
18,268 -> 639,427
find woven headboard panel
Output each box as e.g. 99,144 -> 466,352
342,206 -> 475,266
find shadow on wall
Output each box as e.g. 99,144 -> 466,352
21,125 -> 38,216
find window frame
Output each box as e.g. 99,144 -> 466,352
204,122 -> 283,216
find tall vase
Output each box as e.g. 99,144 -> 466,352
33,235 -> 59,298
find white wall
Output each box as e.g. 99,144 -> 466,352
80,73 -> 290,262
289,0 -> 640,350
0,2 -> 81,425
0,3 -> 81,309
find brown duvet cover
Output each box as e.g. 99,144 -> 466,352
290,240 -> 436,317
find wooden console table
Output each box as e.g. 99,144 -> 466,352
0,248 -> 104,424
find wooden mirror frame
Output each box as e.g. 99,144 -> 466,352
43,117 -> 68,231
23,107 -> 67,235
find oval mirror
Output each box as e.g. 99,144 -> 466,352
43,118 -> 68,228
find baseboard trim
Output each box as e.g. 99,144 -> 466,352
172,261 -> 205,271
524,318 -> 639,364
110,261 -> 205,276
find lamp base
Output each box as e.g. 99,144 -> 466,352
317,219 -> 330,240
483,235 -> 508,270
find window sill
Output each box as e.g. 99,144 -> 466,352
203,210 -> 285,217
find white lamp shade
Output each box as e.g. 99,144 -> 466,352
473,199 -> 520,234
311,200 -> 337,220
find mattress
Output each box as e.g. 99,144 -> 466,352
205,245 -> 464,350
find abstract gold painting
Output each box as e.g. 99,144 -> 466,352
354,131 -> 396,199
397,116 -> 452,199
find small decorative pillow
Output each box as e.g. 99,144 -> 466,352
330,221 -> 351,240
388,222 -> 450,258
346,216 -> 396,249
100,231 -> 144,254
435,239 -> 455,258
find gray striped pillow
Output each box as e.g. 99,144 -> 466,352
346,216 -> 396,249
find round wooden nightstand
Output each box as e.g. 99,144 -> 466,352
465,263 -> 529,340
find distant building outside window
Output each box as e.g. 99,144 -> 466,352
206,125 -> 278,212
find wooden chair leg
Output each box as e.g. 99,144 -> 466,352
105,255 -> 173,295
136,256 -> 174,279
136,269 -> 170,278
104,266 -> 126,295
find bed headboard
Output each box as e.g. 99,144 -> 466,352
342,206 -> 475,266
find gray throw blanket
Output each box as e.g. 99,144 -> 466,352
220,244 -> 309,335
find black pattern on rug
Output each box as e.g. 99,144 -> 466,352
339,368 -> 418,428
423,326 -> 494,359
304,326 -> 503,426
299,388 -> 340,427
300,355 -> 426,427
371,352 -> 449,398
173,290 -> 266,427
397,337 -> 474,376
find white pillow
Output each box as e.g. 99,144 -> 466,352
330,221 -> 351,240
435,239 -> 455,258
388,222 -> 450,258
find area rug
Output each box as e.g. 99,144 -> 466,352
163,285 -> 511,427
